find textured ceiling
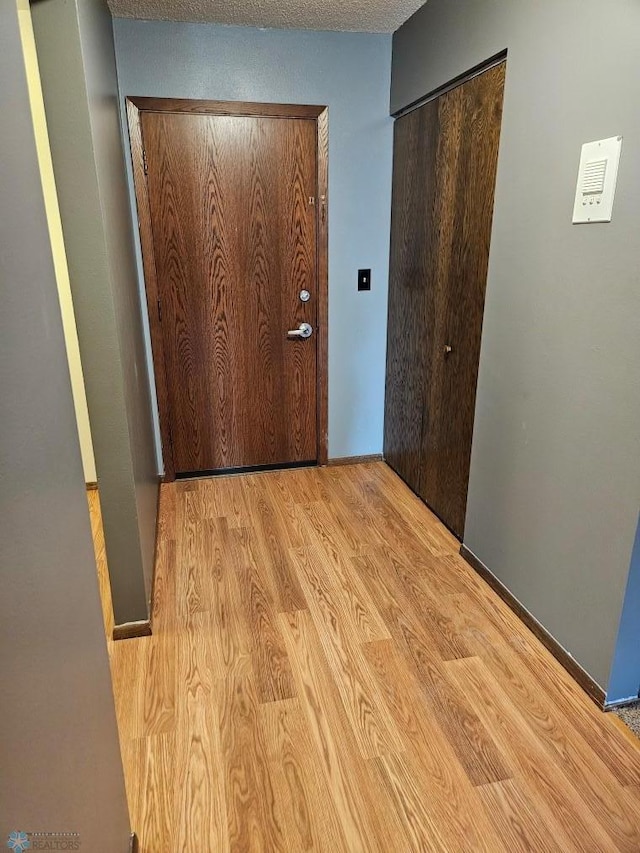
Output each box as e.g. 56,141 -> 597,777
107,0 -> 426,33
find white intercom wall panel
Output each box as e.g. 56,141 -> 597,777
572,136 -> 622,224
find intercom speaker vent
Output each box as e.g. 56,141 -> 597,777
581,159 -> 607,196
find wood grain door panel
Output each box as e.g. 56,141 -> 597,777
422,65 -> 505,535
141,112 -> 318,473
383,100 -> 440,495
384,62 -> 505,538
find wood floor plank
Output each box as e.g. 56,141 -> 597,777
379,544 -> 467,598
288,466 -> 330,505
278,609 -> 407,852
260,472 -> 308,548
175,695 -> 228,853
200,474 -> 252,527
388,551 -> 473,660
353,463 -> 458,557
427,665 -> 513,787
174,610 -> 228,852
292,545 -> 405,758
354,550 -> 511,785
448,589 -> 640,788
177,515 -> 210,618
353,549 -> 465,663
301,487 -> 374,558
451,640 -> 640,849
447,656 -> 630,852
370,752 -> 452,852
294,504 -> 390,643
130,733 -> 177,853
363,639 -> 508,852
243,475 -> 308,613
218,675 -> 287,852
176,610 -> 217,719
117,735 -> 142,832
109,635 -> 175,738
323,548 -> 391,644
610,716 -> 640,759
157,481 -> 177,538
625,784 -> 640,806
150,536 -> 177,633
203,517 -> 253,680
141,635 -> 177,736
258,698 -> 347,852
320,465 -> 416,558
477,778 -> 571,853
229,526 -> 297,703
109,634 -> 145,736
321,465 -> 405,553
90,462 -> 640,852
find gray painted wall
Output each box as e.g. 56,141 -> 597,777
32,0 -> 159,625
113,19 -> 393,465
392,0 -> 640,693
0,2 -> 131,847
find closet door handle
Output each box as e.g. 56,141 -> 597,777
444,344 -> 453,355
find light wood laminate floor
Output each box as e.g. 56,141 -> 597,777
91,463 -> 640,852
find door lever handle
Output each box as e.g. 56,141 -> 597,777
287,323 -> 313,339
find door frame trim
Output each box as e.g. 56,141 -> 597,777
126,97 -> 329,481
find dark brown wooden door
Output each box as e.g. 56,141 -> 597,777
141,111 -> 318,474
384,62 -> 505,538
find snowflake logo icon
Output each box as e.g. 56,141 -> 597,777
6,832 -> 30,852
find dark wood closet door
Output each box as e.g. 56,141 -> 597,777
384,62 -> 505,538
141,112 -> 318,474
383,98 -> 441,495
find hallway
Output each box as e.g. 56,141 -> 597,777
101,463 -> 640,851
